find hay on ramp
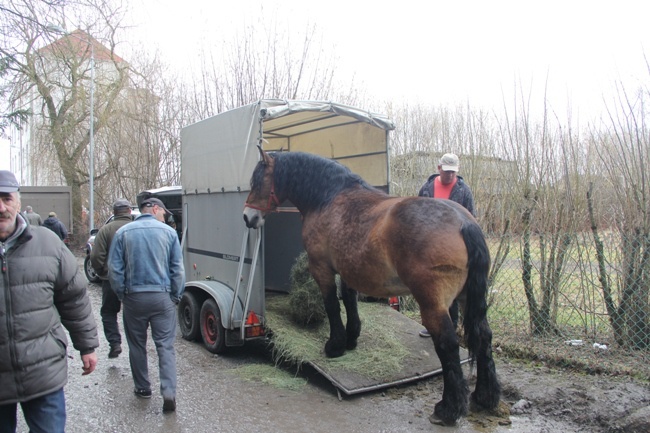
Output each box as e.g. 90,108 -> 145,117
265,296 -> 409,380
288,251 -> 326,326
231,364 -> 307,391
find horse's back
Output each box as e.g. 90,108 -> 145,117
304,191 -> 475,299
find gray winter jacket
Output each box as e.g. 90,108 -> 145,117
0,214 -> 98,404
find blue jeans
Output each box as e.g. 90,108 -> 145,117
0,388 -> 66,433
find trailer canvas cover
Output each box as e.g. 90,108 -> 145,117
181,99 -> 395,194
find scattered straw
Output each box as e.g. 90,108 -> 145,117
230,363 -> 307,391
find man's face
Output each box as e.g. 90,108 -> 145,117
437,165 -> 458,185
153,205 -> 166,223
0,192 -> 21,240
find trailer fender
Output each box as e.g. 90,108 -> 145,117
184,280 -> 244,330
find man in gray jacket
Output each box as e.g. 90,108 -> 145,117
90,198 -> 133,359
0,170 -> 98,432
109,197 -> 184,414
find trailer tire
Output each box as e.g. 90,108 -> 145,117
200,298 -> 226,354
178,292 -> 201,341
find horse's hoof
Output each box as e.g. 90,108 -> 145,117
346,338 -> 358,350
324,341 -> 346,358
471,389 -> 501,411
433,401 -> 462,426
428,412 -> 457,427
470,397 -> 510,418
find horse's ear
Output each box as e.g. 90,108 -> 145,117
257,145 -> 272,166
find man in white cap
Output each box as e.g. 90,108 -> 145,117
417,153 -> 476,337
0,170 -> 98,431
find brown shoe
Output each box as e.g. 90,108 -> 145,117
163,398 -> 176,413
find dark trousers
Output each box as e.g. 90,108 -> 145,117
101,280 -> 122,346
0,388 -> 66,433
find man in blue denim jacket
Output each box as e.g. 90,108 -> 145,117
108,197 -> 185,413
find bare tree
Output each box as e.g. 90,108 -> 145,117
588,77 -> 650,349
0,0 -> 68,133
0,0 -> 130,236
494,80 -> 587,337
188,18 -> 355,116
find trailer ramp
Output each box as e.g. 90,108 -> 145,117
265,297 -> 469,396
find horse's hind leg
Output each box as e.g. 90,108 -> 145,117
423,309 -> 469,425
471,318 -> 501,410
340,279 -> 360,350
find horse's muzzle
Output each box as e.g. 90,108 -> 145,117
243,209 -> 264,229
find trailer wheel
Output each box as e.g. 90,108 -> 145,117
200,298 -> 226,354
178,292 -> 201,341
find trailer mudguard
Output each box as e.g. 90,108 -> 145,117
185,280 -> 244,330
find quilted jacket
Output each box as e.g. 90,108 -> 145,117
0,214 -> 98,404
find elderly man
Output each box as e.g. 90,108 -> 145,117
109,197 -> 185,413
0,170 -> 98,432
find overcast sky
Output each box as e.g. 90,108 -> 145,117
128,0 -> 649,118
2,0 -> 648,170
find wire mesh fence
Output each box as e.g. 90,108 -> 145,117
399,228 -> 650,380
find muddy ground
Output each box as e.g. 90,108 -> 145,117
16,256 -> 649,433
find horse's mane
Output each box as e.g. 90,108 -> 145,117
252,152 -> 378,212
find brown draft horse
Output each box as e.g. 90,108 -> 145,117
243,148 -> 500,425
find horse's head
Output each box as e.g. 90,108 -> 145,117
243,146 -> 279,229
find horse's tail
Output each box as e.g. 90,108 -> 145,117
460,221 -> 490,362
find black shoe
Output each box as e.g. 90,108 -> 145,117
108,344 -> 122,359
134,388 -> 152,399
162,398 -> 176,413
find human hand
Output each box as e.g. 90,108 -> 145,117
81,351 -> 98,375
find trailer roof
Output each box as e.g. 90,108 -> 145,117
260,99 -> 395,132
181,100 -> 394,194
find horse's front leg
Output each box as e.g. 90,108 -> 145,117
321,282 -> 347,358
340,278 -> 360,350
